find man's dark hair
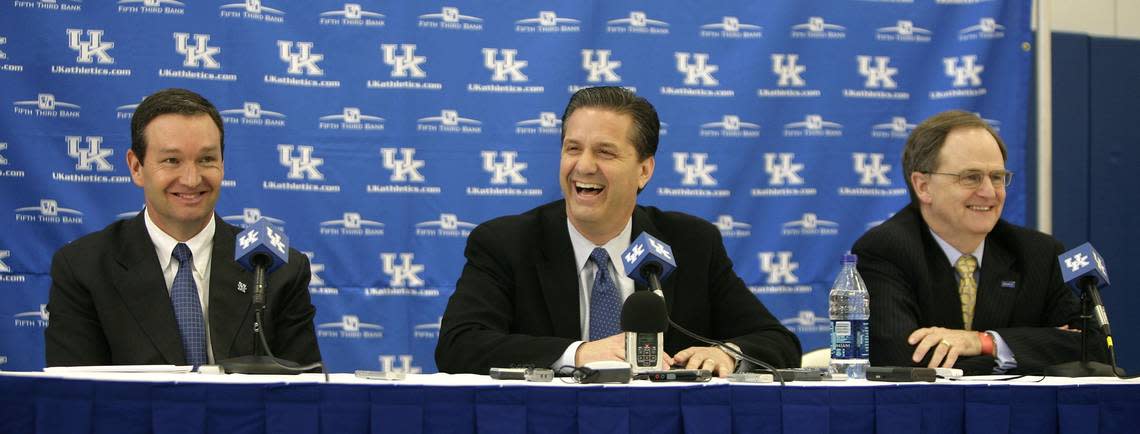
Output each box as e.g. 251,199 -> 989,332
561,86 -> 659,161
902,110 -> 1007,203
130,88 -> 224,164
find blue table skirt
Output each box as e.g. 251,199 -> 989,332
1,376 -> 1138,434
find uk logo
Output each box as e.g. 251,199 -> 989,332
67,29 -> 115,64
481,151 -> 528,185
700,16 -> 763,39
381,44 -> 427,78
0,250 -> 11,273
222,208 -> 285,228
871,116 -> 916,139
772,54 -> 806,87
66,136 -> 113,172
0,143 -> 7,165
758,251 -> 799,284
700,115 -> 760,138
960,18 -> 1005,40
515,11 -> 581,32
381,148 -> 425,182
582,49 -> 622,83
1064,253 -> 1089,273
944,56 -> 984,87
673,152 -> 718,186
418,7 -> 484,31
173,33 -> 220,69
875,20 -> 932,42
278,145 -> 324,180
606,11 -> 670,35
782,213 -> 839,236
853,153 -> 892,186
378,355 -> 423,374
320,212 -> 384,236
13,93 -> 81,118
783,114 -> 842,137
764,153 -> 805,185
319,3 -> 385,27
482,48 -> 529,82
0,36 -> 8,60
857,56 -> 898,89
381,253 -> 425,287
219,0 -> 285,22
791,17 -> 846,39
0,250 -> 27,283
277,41 -> 324,76
713,215 -> 752,238
674,52 -> 718,86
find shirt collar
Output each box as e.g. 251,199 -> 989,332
929,228 -> 984,270
567,218 -> 633,275
144,209 -> 216,273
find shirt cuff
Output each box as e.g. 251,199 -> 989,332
553,341 -> 585,370
987,331 -> 1018,373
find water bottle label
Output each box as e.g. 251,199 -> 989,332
830,320 -> 869,360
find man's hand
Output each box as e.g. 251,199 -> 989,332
672,346 -> 735,377
908,327 -> 982,368
575,334 -> 626,365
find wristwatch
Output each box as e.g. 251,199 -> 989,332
720,342 -> 744,371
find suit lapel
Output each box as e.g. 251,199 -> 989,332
534,202 -> 584,339
207,219 -> 253,360
631,207 -> 676,315
974,237 -> 1018,330
111,213 -> 185,364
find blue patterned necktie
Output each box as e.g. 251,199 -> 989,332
171,243 -> 207,365
588,247 -> 622,341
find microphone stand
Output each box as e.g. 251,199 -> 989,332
1043,279 -> 1122,377
218,257 -> 321,375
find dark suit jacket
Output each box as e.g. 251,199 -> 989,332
435,200 -> 801,374
45,213 -> 321,366
852,205 -> 1105,374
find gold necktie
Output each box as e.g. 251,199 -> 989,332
956,254 -> 978,330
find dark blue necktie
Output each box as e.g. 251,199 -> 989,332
588,247 -> 621,341
171,243 -> 207,365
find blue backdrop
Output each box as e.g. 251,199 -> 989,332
0,0 -> 1031,373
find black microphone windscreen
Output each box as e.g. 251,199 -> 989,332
620,292 -> 668,333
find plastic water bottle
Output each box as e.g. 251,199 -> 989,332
829,252 -> 870,379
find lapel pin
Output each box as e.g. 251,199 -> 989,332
1000,280 -> 1016,288
237,281 -> 248,293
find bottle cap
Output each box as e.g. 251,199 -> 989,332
841,252 -> 857,264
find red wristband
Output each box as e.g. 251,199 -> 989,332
978,331 -> 995,357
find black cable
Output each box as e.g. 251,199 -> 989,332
665,317 -> 786,387
254,310 -> 325,374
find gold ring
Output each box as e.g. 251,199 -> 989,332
939,339 -> 953,348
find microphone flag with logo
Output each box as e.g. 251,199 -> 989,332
1059,242 -> 1110,290
622,232 -> 676,288
235,218 -> 289,274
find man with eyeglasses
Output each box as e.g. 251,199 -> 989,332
852,110 -> 1103,374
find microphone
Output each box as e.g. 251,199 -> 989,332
234,219 -> 289,308
220,218 -> 320,375
1058,243 -> 1111,335
621,232 -> 676,293
618,232 -> 786,384
621,291 -> 668,373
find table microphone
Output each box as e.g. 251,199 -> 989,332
1058,243 -> 1112,336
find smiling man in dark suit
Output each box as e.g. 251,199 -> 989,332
852,110 -> 1102,374
435,87 -> 800,376
45,88 -> 320,367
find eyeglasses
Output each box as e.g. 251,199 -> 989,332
924,169 -> 1014,189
